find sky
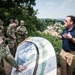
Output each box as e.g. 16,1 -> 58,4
34,0 -> 75,19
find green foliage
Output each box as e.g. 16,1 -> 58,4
0,0 -> 36,24
0,0 -> 37,37
35,19 -> 47,31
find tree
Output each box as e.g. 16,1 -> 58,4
0,0 -> 38,37
0,0 -> 36,22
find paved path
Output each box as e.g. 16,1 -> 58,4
4,59 -> 12,75
57,68 -> 60,75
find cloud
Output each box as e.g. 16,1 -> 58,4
46,2 -> 55,6
34,0 -> 75,18
63,0 -> 75,4
60,0 -> 75,8
45,2 -> 56,10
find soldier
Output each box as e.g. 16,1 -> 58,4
15,19 -> 19,27
7,22 -> 17,57
16,20 -> 28,44
0,35 -> 27,75
0,19 -> 6,68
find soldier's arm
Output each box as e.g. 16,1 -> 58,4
16,31 -> 22,35
0,36 -> 3,44
16,28 -> 23,35
24,27 -> 28,34
16,27 -> 22,34
7,26 -> 16,39
7,26 -> 12,36
5,50 -> 27,72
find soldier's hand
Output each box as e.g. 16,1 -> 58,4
17,66 -> 27,72
13,37 -> 16,39
0,40 -> 3,44
2,36 -> 7,41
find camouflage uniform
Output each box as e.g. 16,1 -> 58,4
0,19 -> 5,69
0,19 -> 4,38
0,36 -> 18,75
7,23 -> 17,57
16,20 -> 28,44
15,19 -> 19,27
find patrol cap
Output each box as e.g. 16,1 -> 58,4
20,20 -> 24,25
20,20 -> 24,23
15,19 -> 19,23
9,19 -> 14,23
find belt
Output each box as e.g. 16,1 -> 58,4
65,50 -> 75,52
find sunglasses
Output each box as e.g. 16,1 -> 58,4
65,20 -> 67,22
